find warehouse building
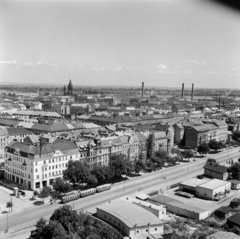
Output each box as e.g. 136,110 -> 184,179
196,179 -> 231,200
179,178 -> 211,193
96,200 -> 164,239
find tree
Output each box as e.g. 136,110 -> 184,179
183,149 -> 194,161
208,139 -> 224,151
197,143 -> 210,156
146,159 -> 157,172
155,149 -> 169,160
147,134 -> 155,159
110,154 -> 133,179
6,201 -> 13,213
39,186 -> 52,203
91,165 -> 113,184
63,160 -> 92,186
36,217 -> 47,231
52,178 -> 72,194
232,131 -> 240,142
85,174 -> 98,187
228,162 -> 240,180
30,220 -> 68,239
134,158 -> 146,175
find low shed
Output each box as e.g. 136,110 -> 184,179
229,180 -> 240,190
214,206 -> 232,219
166,201 -> 211,220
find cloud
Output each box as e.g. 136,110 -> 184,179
231,68 -> 236,71
189,60 -> 206,66
37,61 -> 42,65
115,67 -> 122,71
203,71 -> 219,75
0,60 -> 18,64
23,62 -> 34,66
156,64 -> 167,70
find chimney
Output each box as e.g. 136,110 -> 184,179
219,97 -> 221,109
191,83 -> 194,101
142,82 -> 144,98
182,83 -> 184,98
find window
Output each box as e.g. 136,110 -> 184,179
155,228 -> 157,231
146,229 -> 148,232
36,175 -> 39,179
35,169 -> 38,172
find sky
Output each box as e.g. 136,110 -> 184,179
0,0 -> 240,89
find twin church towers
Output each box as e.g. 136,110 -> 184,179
63,79 -> 73,96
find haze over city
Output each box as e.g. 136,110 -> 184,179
1,0 -> 240,88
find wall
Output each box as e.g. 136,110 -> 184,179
166,203 -> 210,220
96,208 -> 163,238
196,182 -> 231,200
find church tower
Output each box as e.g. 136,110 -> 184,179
63,85 -> 66,96
67,79 -> 73,95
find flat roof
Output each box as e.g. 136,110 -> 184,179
96,200 -> 162,228
197,179 -> 230,190
180,178 -> 211,188
135,192 -> 150,201
120,196 -> 165,210
167,201 -> 207,213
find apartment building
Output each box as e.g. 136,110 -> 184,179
4,137 -> 79,190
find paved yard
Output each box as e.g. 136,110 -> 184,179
158,186 -> 240,212
0,186 -> 49,218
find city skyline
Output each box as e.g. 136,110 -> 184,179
1,0 -> 240,89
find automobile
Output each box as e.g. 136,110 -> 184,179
193,159 -> 196,162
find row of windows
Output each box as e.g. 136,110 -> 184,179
36,170 -> 62,179
35,163 -> 67,172
6,161 -> 27,171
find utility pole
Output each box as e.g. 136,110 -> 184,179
10,195 -> 12,213
6,213 -> 9,232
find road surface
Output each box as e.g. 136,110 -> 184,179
0,147 -> 239,237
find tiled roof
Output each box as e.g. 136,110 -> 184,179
192,126 -> 208,132
7,128 -> 33,136
204,162 -> 228,174
227,214 -> 240,226
6,139 -> 78,156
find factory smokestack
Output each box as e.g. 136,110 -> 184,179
181,83 -> 184,98
142,82 -> 144,98
191,83 -> 194,101
219,97 -> 221,109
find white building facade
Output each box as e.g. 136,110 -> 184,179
4,138 -> 79,190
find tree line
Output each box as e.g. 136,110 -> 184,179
30,205 -> 122,239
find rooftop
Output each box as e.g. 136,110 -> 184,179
206,231 -> 240,239
96,200 -> 162,228
204,162 -> 228,174
197,179 -> 230,190
180,177 -> 211,188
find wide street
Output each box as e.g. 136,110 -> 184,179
0,147 -> 240,237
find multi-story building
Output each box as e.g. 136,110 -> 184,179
0,128 -> 33,152
4,137 -> 79,190
185,120 -> 228,148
